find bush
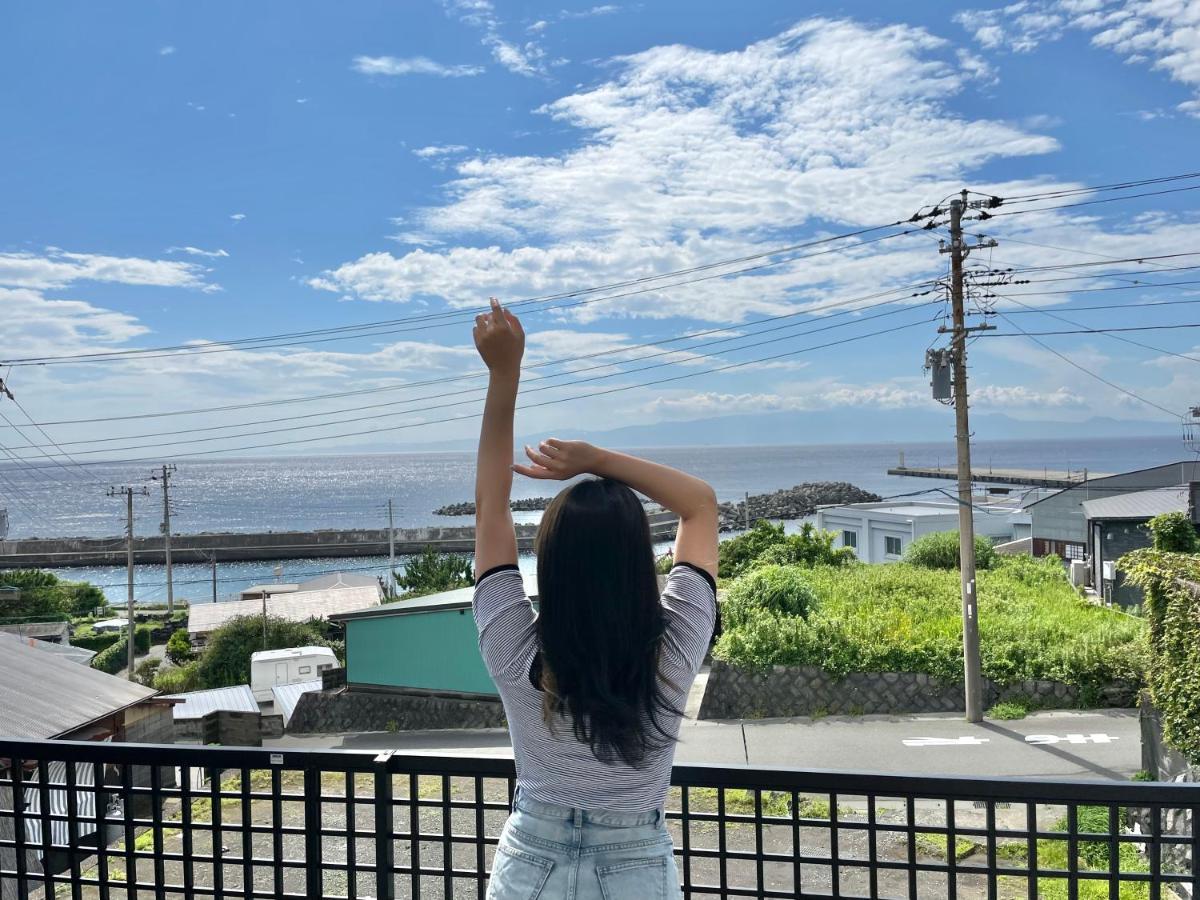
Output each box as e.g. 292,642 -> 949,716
714,555 -> 1145,691
394,547 -> 474,599
654,552 -> 675,575
154,663 -> 200,694
134,658 -> 161,687
1119,550 -> 1200,764
904,530 -> 997,571
718,520 -> 787,579
133,624 -> 152,654
91,637 -> 129,675
191,615 -> 331,690
71,628 -> 122,653
1146,512 -> 1200,553
749,523 -> 856,570
722,565 -> 818,630
165,629 -> 195,666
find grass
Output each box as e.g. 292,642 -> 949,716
714,556 -> 1147,693
996,809 -> 1151,900
987,701 -> 1030,720
684,788 -> 853,820
911,832 -> 980,862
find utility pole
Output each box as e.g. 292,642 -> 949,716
936,190 -> 996,723
209,553 -> 218,604
108,485 -> 149,681
387,499 -> 397,598
151,464 -> 177,615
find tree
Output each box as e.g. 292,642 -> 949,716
717,520 -> 788,579
165,628 -> 195,666
191,615 -> 332,690
1146,512 -> 1200,553
394,547 -> 474,599
0,570 -> 107,621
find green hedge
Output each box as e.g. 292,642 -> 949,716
714,555 -> 1146,694
1119,550 -> 1200,764
71,629 -> 122,653
91,638 -> 129,675
904,530 -> 997,570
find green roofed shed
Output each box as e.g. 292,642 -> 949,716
330,575 -> 539,698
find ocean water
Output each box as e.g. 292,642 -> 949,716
0,435 -> 1187,603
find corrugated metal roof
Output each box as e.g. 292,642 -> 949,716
332,574 -> 540,622
271,679 -> 322,726
298,571 -> 380,592
0,621 -> 70,642
10,635 -> 96,665
188,583 -> 381,634
165,684 -> 259,720
1082,486 -> 1188,521
0,632 -> 158,739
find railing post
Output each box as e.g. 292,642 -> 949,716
303,766 -> 323,900
374,751 -> 396,900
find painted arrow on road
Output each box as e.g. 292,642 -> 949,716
903,736 -> 991,747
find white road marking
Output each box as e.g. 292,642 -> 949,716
903,736 -> 991,747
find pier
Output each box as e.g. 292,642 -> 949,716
0,512 -> 680,569
887,465 -> 1112,489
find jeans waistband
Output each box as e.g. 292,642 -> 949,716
513,786 -> 663,827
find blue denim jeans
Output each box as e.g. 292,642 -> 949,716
486,789 -> 683,900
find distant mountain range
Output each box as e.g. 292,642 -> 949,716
364,409 -> 1178,453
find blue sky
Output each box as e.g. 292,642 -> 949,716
2,0 -> 1199,462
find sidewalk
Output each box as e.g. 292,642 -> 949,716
269,707 -> 1141,781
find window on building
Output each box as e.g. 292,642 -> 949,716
885,536 -> 903,556
842,530 -> 858,549
318,663 -> 332,672
298,665 -> 311,675
1063,543 -> 1085,561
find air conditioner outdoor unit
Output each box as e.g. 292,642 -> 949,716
1102,561 -> 1117,582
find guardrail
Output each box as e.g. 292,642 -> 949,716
0,737 -> 1196,899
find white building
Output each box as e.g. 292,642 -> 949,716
815,500 -> 1019,564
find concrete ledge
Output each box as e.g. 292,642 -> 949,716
288,687 -> 505,734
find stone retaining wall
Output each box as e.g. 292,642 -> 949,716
288,687 -> 505,734
698,660 -> 1136,719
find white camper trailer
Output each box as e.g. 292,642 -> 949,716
250,646 -> 336,702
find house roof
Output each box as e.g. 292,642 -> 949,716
188,582 -> 381,635
251,646 -> 335,663
0,632 -> 158,739
0,621 -> 70,643
297,571 -> 380,592
331,574 -> 540,622
1025,460 -> 1200,510
8,635 -> 96,665
271,679 -> 322,726
1082,486 -> 1189,521
165,684 -> 259,720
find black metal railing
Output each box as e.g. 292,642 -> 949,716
0,737 -> 1196,899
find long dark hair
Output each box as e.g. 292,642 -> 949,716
534,477 -> 680,768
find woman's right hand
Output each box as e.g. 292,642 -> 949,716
513,439 -> 604,481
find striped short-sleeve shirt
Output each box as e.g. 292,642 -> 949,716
473,563 -> 717,812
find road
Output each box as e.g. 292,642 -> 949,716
269,708 -> 1141,781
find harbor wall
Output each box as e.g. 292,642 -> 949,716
0,513 -> 679,568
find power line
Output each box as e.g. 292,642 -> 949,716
8,312 -> 937,471
4,292 -> 931,454
0,225 -> 917,367
981,323 -> 1200,337
986,171 -> 1200,204
983,183 -> 1200,219
989,309 -> 1180,419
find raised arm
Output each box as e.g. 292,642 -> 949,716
513,441 -> 718,579
473,299 -> 525,576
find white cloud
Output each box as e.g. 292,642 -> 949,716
0,248 -> 212,291
528,19 -> 549,33
641,383 -> 931,418
296,97 -> 309,104
313,19 -> 1059,320
972,384 -> 1086,407
960,1 -> 1200,115
412,144 -> 469,158
159,45 -> 176,56
166,246 -> 229,259
229,213 -> 246,221
440,0 -> 547,76
352,55 -> 484,78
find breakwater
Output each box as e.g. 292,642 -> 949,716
0,512 -> 680,568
